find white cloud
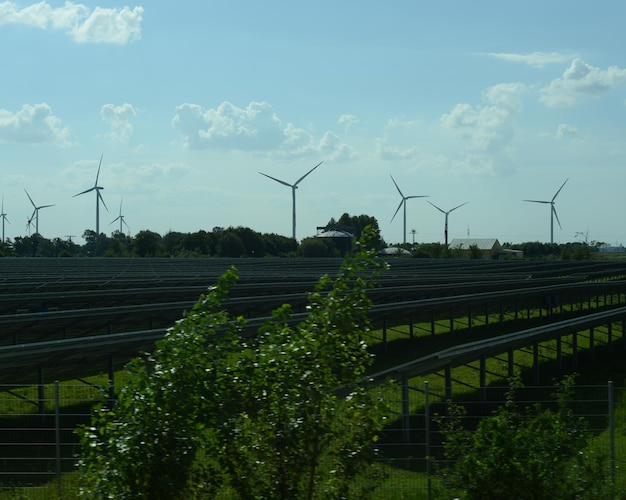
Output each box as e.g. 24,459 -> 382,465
450,153 -> 514,176
375,136 -> 418,161
540,59 -> 626,107
0,103 -> 69,144
439,83 -> 525,176
556,123 -> 578,139
385,117 -> 419,129
101,103 -> 137,143
172,100 -> 354,160
0,2 -> 143,44
318,131 -> 356,161
487,51 -> 571,68
440,82 -> 525,153
338,113 -> 358,130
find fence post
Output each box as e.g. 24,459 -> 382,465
55,380 -> 62,495
402,373 -> 410,443
609,380 -> 615,486
382,316 -> 388,351
38,365 -> 45,415
424,380 -> 432,500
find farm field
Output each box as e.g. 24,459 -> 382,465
3,256 -> 626,497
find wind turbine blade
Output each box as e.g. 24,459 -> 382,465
94,154 -> 103,185
110,216 -> 120,225
523,199 -> 550,204
74,186 -> 96,197
40,204 -> 55,209
428,201 -> 445,214
259,172 -> 293,188
552,178 -> 568,201
98,190 -> 109,212
390,175 -> 404,198
449,201 -> 469,213
405,195 -> 428,200
553,206 -> 562,229
294,161 -> 323,186
390,199 -> 403,223
123,218 -> 130,230
24,189 -> 36,208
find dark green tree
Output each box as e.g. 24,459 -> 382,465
231,226 -> 267,257
299,236 -> 339,257
264,232 -> 298,256
162,231 -> 185,256
328,213 -> 385,249
133,230 -> 163,257
180,230 -> 211,256
216,230 -> 245,257
82,229 -> 112,256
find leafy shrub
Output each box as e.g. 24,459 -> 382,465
78,228 -> 388,499
437,375 -> 615,499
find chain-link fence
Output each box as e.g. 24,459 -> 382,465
371,380 -> 626,498
1,381 -> 625,498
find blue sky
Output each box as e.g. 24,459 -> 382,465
1,1 -> 626,245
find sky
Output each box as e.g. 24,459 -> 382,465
1,1 -> 626,246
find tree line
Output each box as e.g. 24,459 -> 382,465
0,213 -> 384,258
0,211 -> 601,260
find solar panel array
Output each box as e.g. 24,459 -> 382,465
2,256 -> 626,386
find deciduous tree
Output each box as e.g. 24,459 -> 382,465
79,228 -> 389,499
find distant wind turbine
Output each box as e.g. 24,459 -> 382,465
74,154 -> 108,235
26,216 -> 35,236
1,197 -> 9,243
24,189 -> 54,235
110,198 -> 130,234
259,161 -> 323,240
390,175 -> 428,244
428,201 -> 469,246
524,178 -> 568,244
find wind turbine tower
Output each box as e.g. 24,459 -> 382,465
390,175 -> 428,244
24,189 -> 54,235
259,161 -> 323,240
111,198 -> 130,234
524,178 -> 568,244
428,201 -> 469,246
1,197 -> 9,243
74,154 -> 108,235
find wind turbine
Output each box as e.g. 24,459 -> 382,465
428,201 -> 469,246
110,197 -> 130,234
259,161 -> 323,240
390,175 -> 428,244
524,178 -> 568,244
24,189 -> 54,235
74,154 -> 108,235
26,216 -> 35,236
1,197 -> 9,243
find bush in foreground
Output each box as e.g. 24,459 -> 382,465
78,228 -> 388,499
437,375 -> 615,499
